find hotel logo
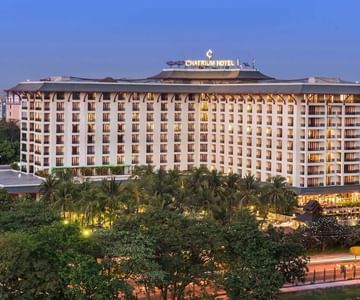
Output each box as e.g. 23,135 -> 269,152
185,49 -> 235,68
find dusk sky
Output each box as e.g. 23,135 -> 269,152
1,0 -> 360,92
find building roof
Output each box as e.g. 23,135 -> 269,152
149,68 -> 274,81
294,184 -> 360,195
6,80 -> 360,95
0,167 -> 44,194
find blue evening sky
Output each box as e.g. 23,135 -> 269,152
0,0 -> 359,92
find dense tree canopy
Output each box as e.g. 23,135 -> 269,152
0,120 -> 20,164
0,167 -> 307,299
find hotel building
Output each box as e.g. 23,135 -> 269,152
6,52 -> 360,206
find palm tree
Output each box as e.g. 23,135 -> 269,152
119,180 -> 142,214
77,182 -> 105,227
184,167 -> 210,213
51,180 -> 75,219
100,178 -> 123,227
223,173 -> 241,222
39,174 -> 59,203
237,174 -> 260,210
260,175 -> 297,226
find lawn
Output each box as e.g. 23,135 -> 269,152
279,285 -> 360,300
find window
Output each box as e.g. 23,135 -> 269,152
72,113 -> 80,122
87,157 -> 95,165
72,92 -> 80,100
103,102 -> 110,111
72,157 -> 79,166
56,92 -> 65,100
88,102 -> 95,111
56,102 -> 64,111
146,145 -> 153,153
160,144 -> 167,153
55,157 -> 64,167
87,113 -> 95,122
118,102 -> 125,111
72,102 -> 80,111
103,145 -> 110,154
103,124 -> 110,132
56,124 -> 64,133
132,102 -> 140,111
103,93 -> 111,100
132,145 -> 139,153
117,145 -> 124,154
72,135 -> 79,144
88,92 -> 96,100
87,146 -> 95,154
103,113 -> 110,122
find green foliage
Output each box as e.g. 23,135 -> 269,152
0,223 -> 132,299
219,211 -> 284,300
0,187 -> 11,202
267,226 -> 309,284
0,120 -> 20,164
0,140 -> 19,164
96,229 -> 164,299
298,217 -> 356,251
32,167 -> 304,298
110,209 -> 221,300
0,198 -> 60,232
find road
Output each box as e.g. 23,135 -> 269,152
284,252 -> 360,286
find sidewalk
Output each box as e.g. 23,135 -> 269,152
281,279 -> 360,293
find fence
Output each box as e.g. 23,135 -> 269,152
284,265 -> 360,287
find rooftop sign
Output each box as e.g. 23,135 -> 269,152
184,49 -> 235,68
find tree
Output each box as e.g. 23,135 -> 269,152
261,175 -> 297,225
237,174 -> 260,210
222,173 -> 241,223
100,178 -> 123,227
39,174 -> 60,203
96,229 -> 165,300
113,209 -> 221,300
218,211 -> 284,300
266,227 -> 309,284
0,222 -> 132,299
0,231 -> 57,300
0,198 -> 60,233
0,140 -> 18,164
0,120 -> 20,164
0,187 -> 11,203
298,216 -> 349,251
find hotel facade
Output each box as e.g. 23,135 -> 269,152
6,53 -> 360,206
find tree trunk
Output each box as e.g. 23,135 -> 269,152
161,286 -> 168,300
260,205 -> 271,228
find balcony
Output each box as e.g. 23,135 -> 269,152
308,111 -> 325,115
344,169 -> 360,174
308,159 -> 324,163
345,146 -> 360,150
308,123 -> 325,127
308,171 -> 324,175
345,157 -> 360,162
308,147 -> 325,151
308,135 -> 325,139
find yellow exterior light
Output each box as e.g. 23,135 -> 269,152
82,229 -> 92,238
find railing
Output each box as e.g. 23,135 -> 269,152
284,264 -> 360,287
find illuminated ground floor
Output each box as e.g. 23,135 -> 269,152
298,192 -> 360,207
